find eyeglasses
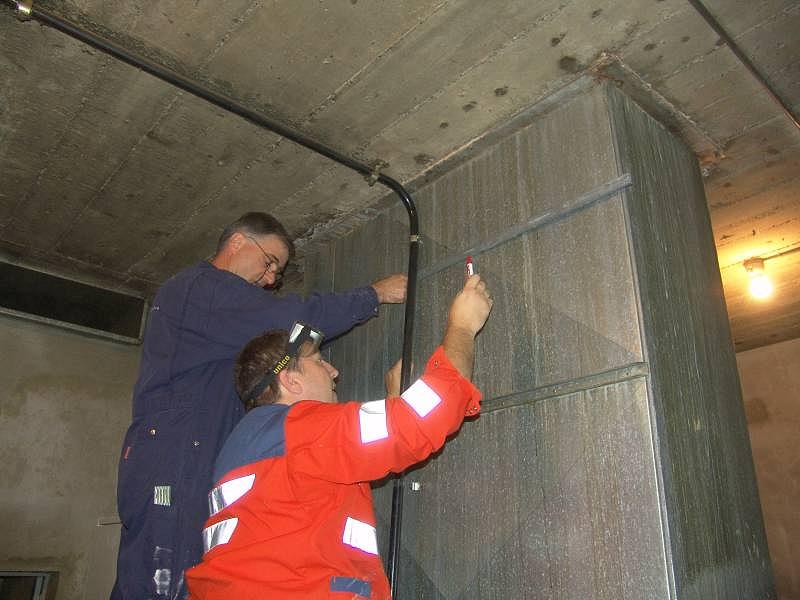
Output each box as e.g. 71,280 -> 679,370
241,322 -> 326,404
246,235 -> 284,282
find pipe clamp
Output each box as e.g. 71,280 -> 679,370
365,168 -> 381,187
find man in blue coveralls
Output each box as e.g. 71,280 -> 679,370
111,212 -> 407,600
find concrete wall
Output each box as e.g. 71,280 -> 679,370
303,80 -> 773,598
0,314 -> 139,600
737,337 -> 800,600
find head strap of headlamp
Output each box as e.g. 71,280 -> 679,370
242,321 -> 324,404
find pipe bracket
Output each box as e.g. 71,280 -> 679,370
15,0 -> 33,20
365,168 -> 381,187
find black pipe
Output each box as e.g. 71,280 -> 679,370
380,182 -> 419,597
687,0 -> 800,132
11,2 -> 387,175
6,1 -> 416,593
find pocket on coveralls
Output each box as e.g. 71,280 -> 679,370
117,407 -> 192,528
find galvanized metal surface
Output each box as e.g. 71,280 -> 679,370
608,84 -> 775,598
482,361 -> 649,414
396,378 -> 667,600
417,173 -> 633,280
303,83 -> 773,598
304,84 -> 663,597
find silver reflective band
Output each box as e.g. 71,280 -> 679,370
342,517 -> 379,555
289,321 -> 304,341
359,400 -> 389,444
289,321 -> 321,346
154,485 -> 171,507
401,379 -> 442,418
203,517 -> 239,553
153,568 -> 171,596
208,473 -> 255,516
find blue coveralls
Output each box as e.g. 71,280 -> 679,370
111,261 -> 380,600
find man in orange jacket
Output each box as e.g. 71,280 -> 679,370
186,274 -> 493,599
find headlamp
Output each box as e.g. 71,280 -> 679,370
242,321 -> 325,404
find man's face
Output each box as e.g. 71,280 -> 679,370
297,351 -> 339,404
235,233 -> 290,287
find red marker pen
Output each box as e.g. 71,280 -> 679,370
465,256 -> 474,278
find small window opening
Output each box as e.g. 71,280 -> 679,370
0,572 -> 57,600
0,261 -> 146,343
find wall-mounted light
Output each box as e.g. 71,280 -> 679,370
741,246 -> 800,300
743,257 -> 773,299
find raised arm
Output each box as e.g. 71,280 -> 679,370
382,273 -> 491,390
288,275 -> 493,485
442,274 -> 492,380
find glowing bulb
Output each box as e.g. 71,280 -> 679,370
743,257 -> 773,300
749,274 -> 773,299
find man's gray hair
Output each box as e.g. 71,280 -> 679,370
216,212 -> 295,259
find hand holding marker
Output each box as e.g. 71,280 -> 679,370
465,255 -> 475,279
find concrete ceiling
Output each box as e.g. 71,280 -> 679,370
1,0 -> 798,352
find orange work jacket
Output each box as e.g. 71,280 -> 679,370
186,346 -> 481,599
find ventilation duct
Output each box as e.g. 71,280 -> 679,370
0,261 -> 146,343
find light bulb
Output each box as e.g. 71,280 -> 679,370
749,273 -> 773,299
743,257 -> 774,300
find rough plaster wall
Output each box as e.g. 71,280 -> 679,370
0,314 -> 140,600
737,337 -> 800,600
